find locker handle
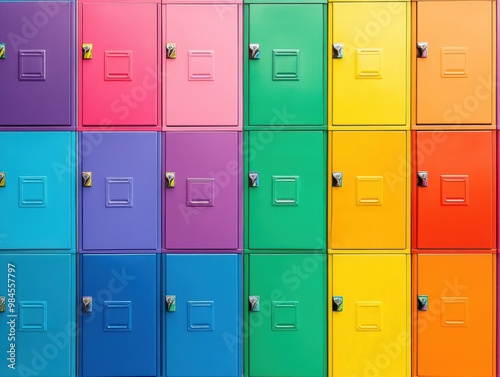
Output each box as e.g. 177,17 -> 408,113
249,44 -> 260,59
166,172 -> 175,188
0,172 -> 5,187
82,44 -> 92,59
0,297 -> 5,313
82,172 -> 92,187
0,43 -> 5,59
166,295 -> 176,312
332,296 -> 343,312
166,43 -> 176,59
333,43 -> 343,59
417,295 -> 428,311
249,296 -> 260,312
332,172 -> 343,187
82,296 -> 93,313
417,171 -> 428,187
248,172 -> 259,187
417,42 -> 428,58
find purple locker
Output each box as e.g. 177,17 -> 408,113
0,2 -> 74,129
163,132 -> 241,251
80,132 -> 160,252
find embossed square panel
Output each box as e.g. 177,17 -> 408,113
104,301 -> 132,331
440,175 -> 469,206
356,176 -> 383,206
19,302 -> 47,331
272,301 -> 298,331
188,51 -> 215,81
272,176 -> 299,206
18,50 -> 46,81
441,297 -> 469,327
272,49 -> 300,81
355,49 -> 382,79
441,48 -> 468,78
105,177 -> 133,208
19,176 -> 47,208
355,301 -> 382,331
187,301 -> 214,331
105,51 -> 133,81
186,178 -> 214,207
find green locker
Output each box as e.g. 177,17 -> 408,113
244,4 -> 327,130
244,131 -> 326,252
244,254 -> 327,377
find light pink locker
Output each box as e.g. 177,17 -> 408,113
162,4 -> 241,130
79,3 -> 160,130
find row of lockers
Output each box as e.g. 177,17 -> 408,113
0,252 -> 493,377
0,130 -> 495,252
0,2 -> 495,129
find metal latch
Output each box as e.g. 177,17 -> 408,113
332,296 -> 343,312
82,296 -> 92,312
166,295 -> 176,312
82,172 -> 92,187
333,43 -> 343,59
82,44 -> 92,59
249,44 -> 260,59
248,172 -> 259,187
417,295 -> 428,311
166,172 -> 175,188
332,172 -> 343,187
0,172 -> 5,187
417,171 -> 428,187
249,296 -> 260,312
417,42 -> 428,58
166,43 -> 176,59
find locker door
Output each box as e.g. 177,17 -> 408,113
0,132 -> 75,251
80,132 -> 159,251
416,254 -> 494,376
330,131 -> 407,250
416,131 -> 494,250
81,3 -> 158,128
80,254 -> 158,377
0,2 -> 72,127
246,254 -> 326,377
330,254 -> 408,377
164,132 -> 240,250
247,131 -> 326,250
416,1 -> 492,125
0,254 -> 75,377
247,4 -> 325,127
164,254 -> 241,377
332,2 -> 407,126
163,5 -> 239,128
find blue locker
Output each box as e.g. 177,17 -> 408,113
0,132 -> 76,251
164,254 -> 242,377
79,254 -> 159,377
0,253 -> 76,377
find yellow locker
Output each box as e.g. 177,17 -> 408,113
329,254 -> 410,377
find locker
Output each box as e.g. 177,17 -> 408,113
79,3 -> 159,130
244,254 -> 326,377
245,4 -> 326,129
79,132 -> 160,252
330,131 -> 408,251
330,2 -> 408,127
0,254 -> 75,377
415,131 -> 495,250
414,254 -> 495,377
79,254 -> 159,377
245,131 -> 326,251
164,132 -> 241,251
162,4 -> 241,129
0,2 -> 74,129
329,254 -> 409,377
163,254 -> 241,377
415,1 -> 493,126
0,132 -> 75,251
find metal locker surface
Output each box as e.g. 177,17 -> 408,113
245,131 -> 326,251
163,4 -> 241,129
245,254 -> 327,377
163,254 -> 241,377
164,132 -> 241,251
245,4 -> 326,129
79,132 -> 160,252
329,131 -> 408,251
79,254 -> 159,377
0,253 -> 75,377
0,132 -> 75,251
0,2 -> 73,128
79,3 -> 159,129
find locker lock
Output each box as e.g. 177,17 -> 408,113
417,295 -> 428,311
166,43 -> 176,59
82,44 -> 92,59
0,43 -> 5,59
248,172 -> 259,187
0,297 -> 5,313
333,43 -> 343,59
82,296 -> 93,313
166,295 -> 176,312
249,44 -> 260,59
82,172 -> 92,187
166,172 -> 175,188
417,42 -> 428,58
332,296 -> 343,312
332,172 -> 343,187
0,172 -> 5,187
249,296 -> 260,312
417,171 -> 428,187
